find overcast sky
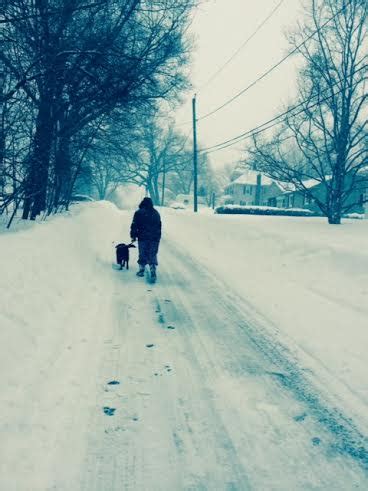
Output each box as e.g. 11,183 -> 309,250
175,0 -> 304,169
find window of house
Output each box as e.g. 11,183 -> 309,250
250,186 -> 253,195
243,185 -> 246,195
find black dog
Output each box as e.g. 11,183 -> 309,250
115,243 -> 136,270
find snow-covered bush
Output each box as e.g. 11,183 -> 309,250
215,205 -> 318,217
343,213 -> 365,220
70,194 -> 95,203
170,202 -> 187,210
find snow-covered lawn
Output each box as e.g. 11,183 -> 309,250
1,202 -> 367,490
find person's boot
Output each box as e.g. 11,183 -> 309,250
150,264 -> 157,281
136,265 -> 145,277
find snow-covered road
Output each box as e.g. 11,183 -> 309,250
1,203 -> 367,490
79,241 -> 368,490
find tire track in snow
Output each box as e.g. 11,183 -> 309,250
149,278 -> 252,489
81,237 -> 368,490
162,241 -> 368,474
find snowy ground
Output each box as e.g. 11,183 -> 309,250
0,202 -> 367,490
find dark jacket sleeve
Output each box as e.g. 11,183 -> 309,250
130,211 -> 139,240
157,212 -> 162,240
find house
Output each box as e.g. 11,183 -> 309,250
224,168 -> 367,215
224,170 -> 283,206
270,179 -> 320,209
270,174 -> 368,215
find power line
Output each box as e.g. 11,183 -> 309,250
201,100 -> 311,153
200,63 -> 365,156
175,0 -> 286,127
198,0 -> 285,92
197,1 -> 353,123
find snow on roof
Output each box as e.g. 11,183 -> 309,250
229,170 -> 274,186
301,178 -> 324,189
273,181 -> 297,192
357,165 -> 368,176
226,170 -> 335,193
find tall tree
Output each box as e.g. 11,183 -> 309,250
1,0 -> 196,219
249,0 -> 367,224
122,120 -> 191,204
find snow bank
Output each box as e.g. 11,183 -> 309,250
0,201 -> 132,490
109,183 -> 146,210
215,204 -> 316,216
0,201 -> 128,386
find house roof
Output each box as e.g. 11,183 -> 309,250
229,170 -> 274,187
301,178 -> 324,189
226,170 -> 336,194
273,181 -> 297,192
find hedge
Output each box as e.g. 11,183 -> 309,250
215,205 -> 318,217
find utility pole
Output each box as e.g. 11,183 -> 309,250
211,192 -> 216,210
255,173 -> 262,205
192,94 -> 198,212
161,160 -> 166,206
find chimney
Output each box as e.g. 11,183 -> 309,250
255,173 -> 262,205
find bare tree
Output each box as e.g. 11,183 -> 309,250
249,0 -> 367,224
123,121 -> 191,205
1,0 -> 196,220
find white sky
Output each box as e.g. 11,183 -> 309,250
175,0 -> 304,169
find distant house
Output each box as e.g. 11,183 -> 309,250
224,170 -> 283,206
270,174 -> 368,215
271,179 -> 321,210
224,169 -> 367,216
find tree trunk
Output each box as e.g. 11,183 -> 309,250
152,175 -> 160,205
0,99 -> 5,194
328,214 -> 341,225
23,97 -> 53,219
161,164 -> 166,206
54,135 -> 72,209
146,179 -> 159,205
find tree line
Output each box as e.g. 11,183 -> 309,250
62,105 -> 221,207
0,0 -> 197,224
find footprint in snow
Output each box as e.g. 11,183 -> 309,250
105,426 -> 125,434
167,325 -> 175,330
103,407 -> 116,416
312,437 -> 321,446
107,380 -> 120,386
146,344 -> 155,348
294,412 -> 307,422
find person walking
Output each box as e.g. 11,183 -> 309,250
130,197 -> 162,281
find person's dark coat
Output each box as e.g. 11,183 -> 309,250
130,198 -> 161,242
